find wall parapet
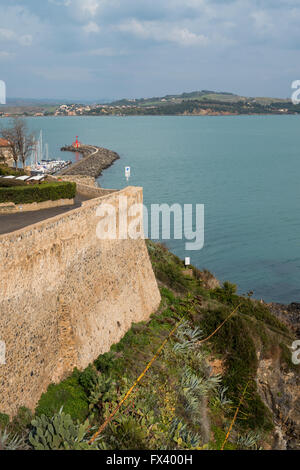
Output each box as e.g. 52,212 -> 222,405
0,198 -> 74,214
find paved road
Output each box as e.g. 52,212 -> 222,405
0,193 -> 92,235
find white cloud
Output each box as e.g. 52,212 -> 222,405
82,0 -> 100,16
73,0 -> 101,18
0,28 -> 15,41
251,10 -> 274,32
0,6 -> 45,52
117,19 -> 209,46
88,47 -> 127,56
0,28 -> 33,46
82,21 -> 101,34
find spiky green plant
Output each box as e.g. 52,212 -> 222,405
182,367 -> 221,396
173,323 -> 203,353
169,418 -> 201,449
236,431 -> 262,450
0,429 -> 28,450
210,386 -> 233,410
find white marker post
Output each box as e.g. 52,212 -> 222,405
125,166 -> 131,182
185,257 -> 191,267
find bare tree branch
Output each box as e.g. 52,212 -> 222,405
0,118 -> 36,168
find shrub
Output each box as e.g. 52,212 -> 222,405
0,181 -> 76,204
0,177 -> 28,187
9,407 -> 33,435
155,262 -> 188,293
201,308 -> 273,431
79,365 -> 99,394
0,165 -> 25,177
94,352 -> 117,374
0,413 -> 9,430
35,370 -> 89,422
211,285 -> 289,334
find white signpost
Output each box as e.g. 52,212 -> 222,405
125,166 -> 131,181
185,257 -> 191,267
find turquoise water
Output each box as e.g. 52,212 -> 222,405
15,115 -> 300,303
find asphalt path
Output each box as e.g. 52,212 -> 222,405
0,193 -> 92,235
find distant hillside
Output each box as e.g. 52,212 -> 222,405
109,90 -> 291,107
1,91 -> 298,117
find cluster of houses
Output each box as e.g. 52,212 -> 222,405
53,102 -> 141,116
54,104 -> 93,116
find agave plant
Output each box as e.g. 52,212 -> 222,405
0,429 -> 28,450
173,323 -> 203,353
210,386 -> 233,410
236,431 -> 262,450
182,366 -> 221,396
180,366 -> 222,427
169,418 -> 201,449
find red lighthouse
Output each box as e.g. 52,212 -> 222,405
72,136 -> 81,149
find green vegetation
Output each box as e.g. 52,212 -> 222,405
36,370 -> 89,422
0,177 -> 29,187
0,164 -> 25,177
200,306 -> 273,431
29,409 -> 99,450
0,181 -> 76,204
0,413 -> 10,430
87,90 -> 300,117
2,241 -> 296,450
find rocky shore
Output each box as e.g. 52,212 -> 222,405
268,302 -> 300,338
60,145 -> 120,179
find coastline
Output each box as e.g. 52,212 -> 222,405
1,112 -> 299,119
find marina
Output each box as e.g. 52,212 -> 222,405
29,130 -> 72,176
30,159 -> 72,176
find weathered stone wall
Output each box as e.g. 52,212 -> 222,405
55,175 -> 99,188
47,174 -> 117,199
0,198 -> 74,214
76,183 -> 117,199
0,187 -> 161,416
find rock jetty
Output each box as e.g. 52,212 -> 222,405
60,145 -> 120,178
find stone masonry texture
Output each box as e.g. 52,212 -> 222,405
0,186 -> 161,416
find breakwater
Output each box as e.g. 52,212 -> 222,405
60,145 -> 120,178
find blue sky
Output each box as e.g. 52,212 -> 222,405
0,0 -> 299,100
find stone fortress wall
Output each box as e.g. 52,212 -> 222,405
0,186 -> 161,416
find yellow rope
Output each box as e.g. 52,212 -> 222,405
89,302 -> 241,445
220,380 -> 250,450
88,317 -> 184,445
